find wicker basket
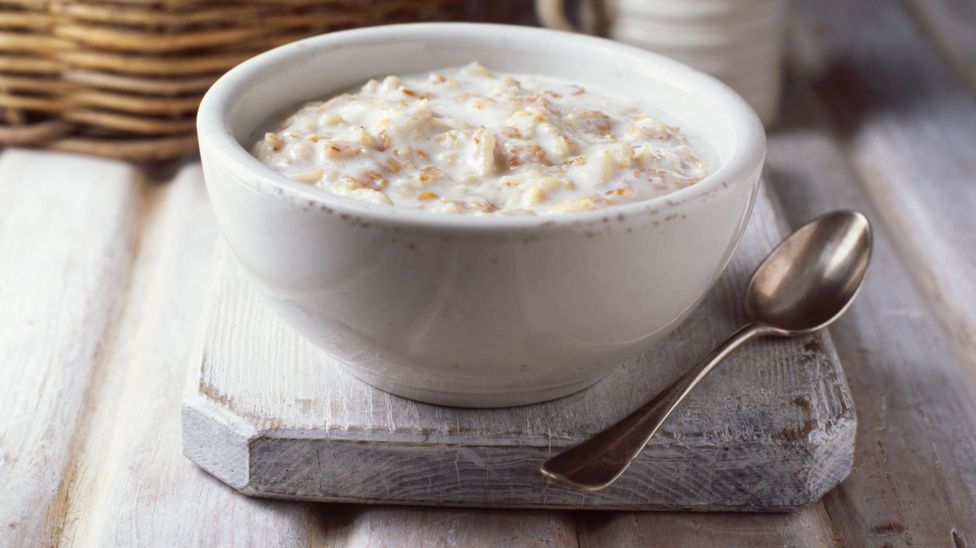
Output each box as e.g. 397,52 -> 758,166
0,0 -> 462,161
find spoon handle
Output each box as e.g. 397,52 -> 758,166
540,322 -> 768,492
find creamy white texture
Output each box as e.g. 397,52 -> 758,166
253,63 -> 709,215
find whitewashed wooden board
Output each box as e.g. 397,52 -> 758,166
181,183 -> 855,511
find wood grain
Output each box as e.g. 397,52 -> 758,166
758,46 -> 976,548
310,506 -> 578,547
904,0 -> 976,91
182,182 -> 856,511
789,0 -> 976,364
0,150 -> 143,546
49,165 -> 318,547
576,506 -> 839,548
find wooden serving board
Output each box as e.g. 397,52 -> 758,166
181,184 -> 855,511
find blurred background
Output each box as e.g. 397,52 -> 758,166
0,0 -> 787,161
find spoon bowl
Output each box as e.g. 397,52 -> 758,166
746,210 -> 872,333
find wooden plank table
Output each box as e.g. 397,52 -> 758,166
2,0 -> 974,545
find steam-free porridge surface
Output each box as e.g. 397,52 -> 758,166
253,62 -> 710,215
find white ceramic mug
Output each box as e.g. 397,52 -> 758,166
536,0 -> 785,126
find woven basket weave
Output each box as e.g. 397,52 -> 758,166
0,0 -> 462,161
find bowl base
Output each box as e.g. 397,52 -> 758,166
329,357 -> 612,408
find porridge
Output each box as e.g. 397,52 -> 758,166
252,62 -> 709,215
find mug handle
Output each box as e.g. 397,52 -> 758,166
535,0 -> 577,32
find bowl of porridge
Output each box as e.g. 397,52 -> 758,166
197,23 -> 765,407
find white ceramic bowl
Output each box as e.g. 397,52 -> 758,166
197,23 -> 765,407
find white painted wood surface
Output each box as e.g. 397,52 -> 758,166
2,0 -> 976,544
0,150 -> 142,546
182,183 -> 855,511
766,2 -> 976,543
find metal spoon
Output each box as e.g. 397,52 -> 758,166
540,209 -> 873,492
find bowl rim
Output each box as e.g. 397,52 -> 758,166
197,22 -> 765,232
